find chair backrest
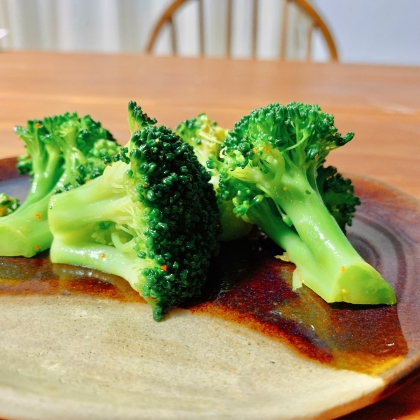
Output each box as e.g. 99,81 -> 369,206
145,0 -> 338,61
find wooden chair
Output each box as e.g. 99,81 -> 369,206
145,0 -> 339,61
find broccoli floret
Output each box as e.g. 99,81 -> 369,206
218,102 -> 396,305
0,112 -> 119,257
176,113 -> 359,240
176,113 -> 252,241
48,102 -> 220,321
176,113 -> 227,167
316,165 -> 361,232
0,193 -> 20,217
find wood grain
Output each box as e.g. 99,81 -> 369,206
0,51 -> 419,419
1,52 -> 419,200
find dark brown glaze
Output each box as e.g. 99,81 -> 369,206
0,254 -> 144,303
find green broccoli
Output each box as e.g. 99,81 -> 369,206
316,165 -> 361,232
48,102 -> 220,321
0,193 -> 20,217
176,113 -> 252,241
176,113 -> 360,240
176,113 -> 227,168
0,113 -> 119,257
218,102 -> 396,305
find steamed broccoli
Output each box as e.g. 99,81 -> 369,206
176,113 -> 227,167
0,113 -> 119,257
48,102 -> 220,321
176,113 -> 360,240
176,113 -> 252,241
218,102 -> 396,305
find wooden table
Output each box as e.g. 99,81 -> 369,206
0,51 -> 419,419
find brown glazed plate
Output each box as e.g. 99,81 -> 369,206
0,157 -> 419,420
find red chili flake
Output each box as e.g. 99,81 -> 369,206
34,213 -> 42,220
161,265 -> 168,272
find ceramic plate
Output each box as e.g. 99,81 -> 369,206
0,157 -> 420,420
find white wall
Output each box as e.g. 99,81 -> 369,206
0,0 -> 419,66
312,0 -> 420,66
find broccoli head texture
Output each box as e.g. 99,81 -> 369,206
176,113 -> 227,168
49,102 -> 221,321
316,165 -> 361,232
0,112 -> 119,257
218,102 -> 396,305
176,113 -> 253,241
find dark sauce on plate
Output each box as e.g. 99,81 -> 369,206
187,236 -> 407,375
0,234 -> 407,376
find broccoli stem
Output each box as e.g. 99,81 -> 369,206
247,201 -> 323,289
48,164 -> 158,309
13,174 -> 57,216
50,238 -> 138,288
0,194 -> 53,257
50,235 -> 161,318
14,140 -> 63,212
277,171 -> 359,261
252,172 -> 396,305
49,180 -> 125,231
